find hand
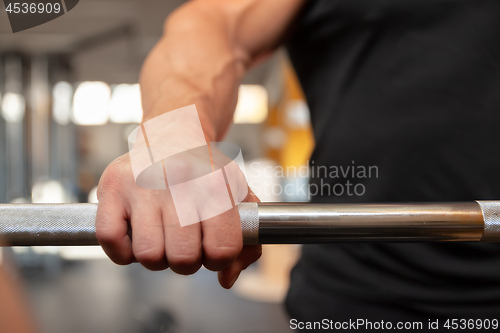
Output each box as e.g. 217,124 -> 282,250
95,153 -> 262,288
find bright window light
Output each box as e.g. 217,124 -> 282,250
109,84 -> 143,124
233,85 -> 268,124
1,92 -> 25,123
52,81 -> 73,125
59,246 -> 108,260
88,186 -> 98,203
72,81 -> 110,125
32,180 -> 69,203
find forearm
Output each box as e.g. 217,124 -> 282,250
139,0 -> 305,141
97,0 -> 304,284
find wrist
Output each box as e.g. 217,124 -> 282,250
141,88 -> 219,143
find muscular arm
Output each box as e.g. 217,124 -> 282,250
141,0 -> 305,137
96,0 -> 305,288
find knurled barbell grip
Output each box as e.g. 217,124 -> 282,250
0,203 -> 99,246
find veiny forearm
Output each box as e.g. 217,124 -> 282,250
139,0 -> 305,141
97,0 -> 305,285
140,3 -> 248,142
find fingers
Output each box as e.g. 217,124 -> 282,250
130,193 -> 169,271
218,245 -> 263,289
200,186 -> 259,272
98,190 -> 261,284
96,193 -> 134,266
163,196 -> 203,275
202,206 -> 243,272
97,153 -> 262,285
212,186 -> 262,288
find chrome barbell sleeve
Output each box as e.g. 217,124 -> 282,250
0,201 -> 498,246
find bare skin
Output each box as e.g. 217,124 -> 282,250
96,0 -> 306,288
0,260 -> 37,333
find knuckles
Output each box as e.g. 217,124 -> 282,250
96,153 -> 252,275
134,247 -> 167,271
97,156 -> 134,200
203,243 -> 242,271
95,224 -> 119,246
205,244 -> 241,262
167,252 -> 202,275
109,255 -> 134,266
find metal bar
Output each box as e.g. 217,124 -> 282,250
255,202 -> 484,244
0,201 -> 498,246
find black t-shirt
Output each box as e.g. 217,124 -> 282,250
286,0 -> 500,315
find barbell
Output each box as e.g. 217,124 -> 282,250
0,201 -> 499,246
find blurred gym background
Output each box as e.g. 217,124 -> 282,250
0,1 -> 314,333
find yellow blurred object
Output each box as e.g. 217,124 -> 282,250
266,60 -> 314,168
233,245 -> 300,303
